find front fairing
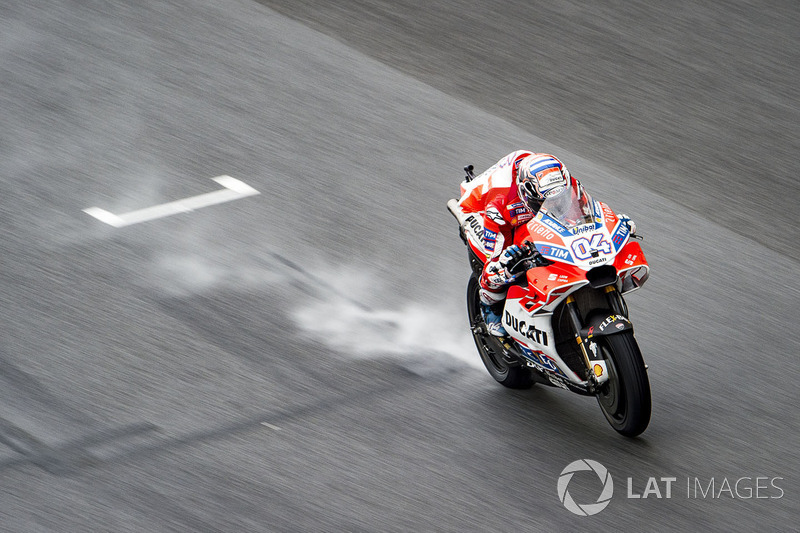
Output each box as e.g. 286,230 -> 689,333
502,185 -> 651,388
511,184 -> 650,313
522,184 -> 633,271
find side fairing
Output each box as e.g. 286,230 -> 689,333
507,266 -> 589,314
502,293 -> 583,383
613,240 -> 650,293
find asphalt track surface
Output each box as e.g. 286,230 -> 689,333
0,1 -> 797,531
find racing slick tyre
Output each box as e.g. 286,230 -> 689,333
596,331 -> 651,437
467,274 -> 532,389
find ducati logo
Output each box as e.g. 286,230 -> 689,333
504,311 -> 548,345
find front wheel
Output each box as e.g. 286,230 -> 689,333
467,274 -> 532,389
596,332 -> 651,437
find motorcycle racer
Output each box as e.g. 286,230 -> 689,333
457,151 -> 576,336
449,154 -> 651,436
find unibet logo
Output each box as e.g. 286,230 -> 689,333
557,459 -> 614,516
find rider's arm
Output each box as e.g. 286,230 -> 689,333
483,199 -> 512,262
479,194 -> 517,291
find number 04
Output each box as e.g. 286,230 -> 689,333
571,234 -> 611,260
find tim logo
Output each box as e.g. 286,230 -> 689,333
539,244 -> 572,262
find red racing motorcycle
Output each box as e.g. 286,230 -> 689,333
447,166 -> 652,437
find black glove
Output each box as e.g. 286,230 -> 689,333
499,244 -> 525,269
516,242 -> 552,267
531,248 -> 553,267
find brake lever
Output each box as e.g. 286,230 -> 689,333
507,259 -> 529,276
513,241 -> 552,271
526,241 -> 554,267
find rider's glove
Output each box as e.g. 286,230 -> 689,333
482,246 -> 525,289
484,262 -> 517,289
499,245 -> 526,272
619,214 -> 636,235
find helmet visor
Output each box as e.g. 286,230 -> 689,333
518,180 -> 541,210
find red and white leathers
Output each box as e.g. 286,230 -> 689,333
458,151 -> 573,307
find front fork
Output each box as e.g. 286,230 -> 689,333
563,290 -> 622,390
604,285 -> 629,317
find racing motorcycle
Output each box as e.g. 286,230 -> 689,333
447,165 -> 651,437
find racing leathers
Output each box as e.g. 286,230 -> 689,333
458,150 -> 568,308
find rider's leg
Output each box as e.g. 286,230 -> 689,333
479,286 -> 508,337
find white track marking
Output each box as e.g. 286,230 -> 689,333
260,422 -> 281,431
83,176 -> 259,227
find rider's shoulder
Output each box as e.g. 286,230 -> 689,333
498,150 -> 535,166
486,150 -> 529,184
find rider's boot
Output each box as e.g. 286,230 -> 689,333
481,302 -> 507,336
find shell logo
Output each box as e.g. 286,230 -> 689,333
593,364 -> 604,377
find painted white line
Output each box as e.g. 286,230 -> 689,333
83,176 -> 260,227
260,422 -> 281,431
82,207 -> 125,227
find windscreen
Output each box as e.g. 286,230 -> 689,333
540,184 -> 595,229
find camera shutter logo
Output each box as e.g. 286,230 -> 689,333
557,459 -> 614,516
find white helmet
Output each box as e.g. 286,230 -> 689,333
517,154 -> 571,210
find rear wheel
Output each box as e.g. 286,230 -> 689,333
467,275 -> 532,389
596,332 -> 651,437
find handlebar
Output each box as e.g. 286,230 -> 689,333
507,241 -> 552,275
